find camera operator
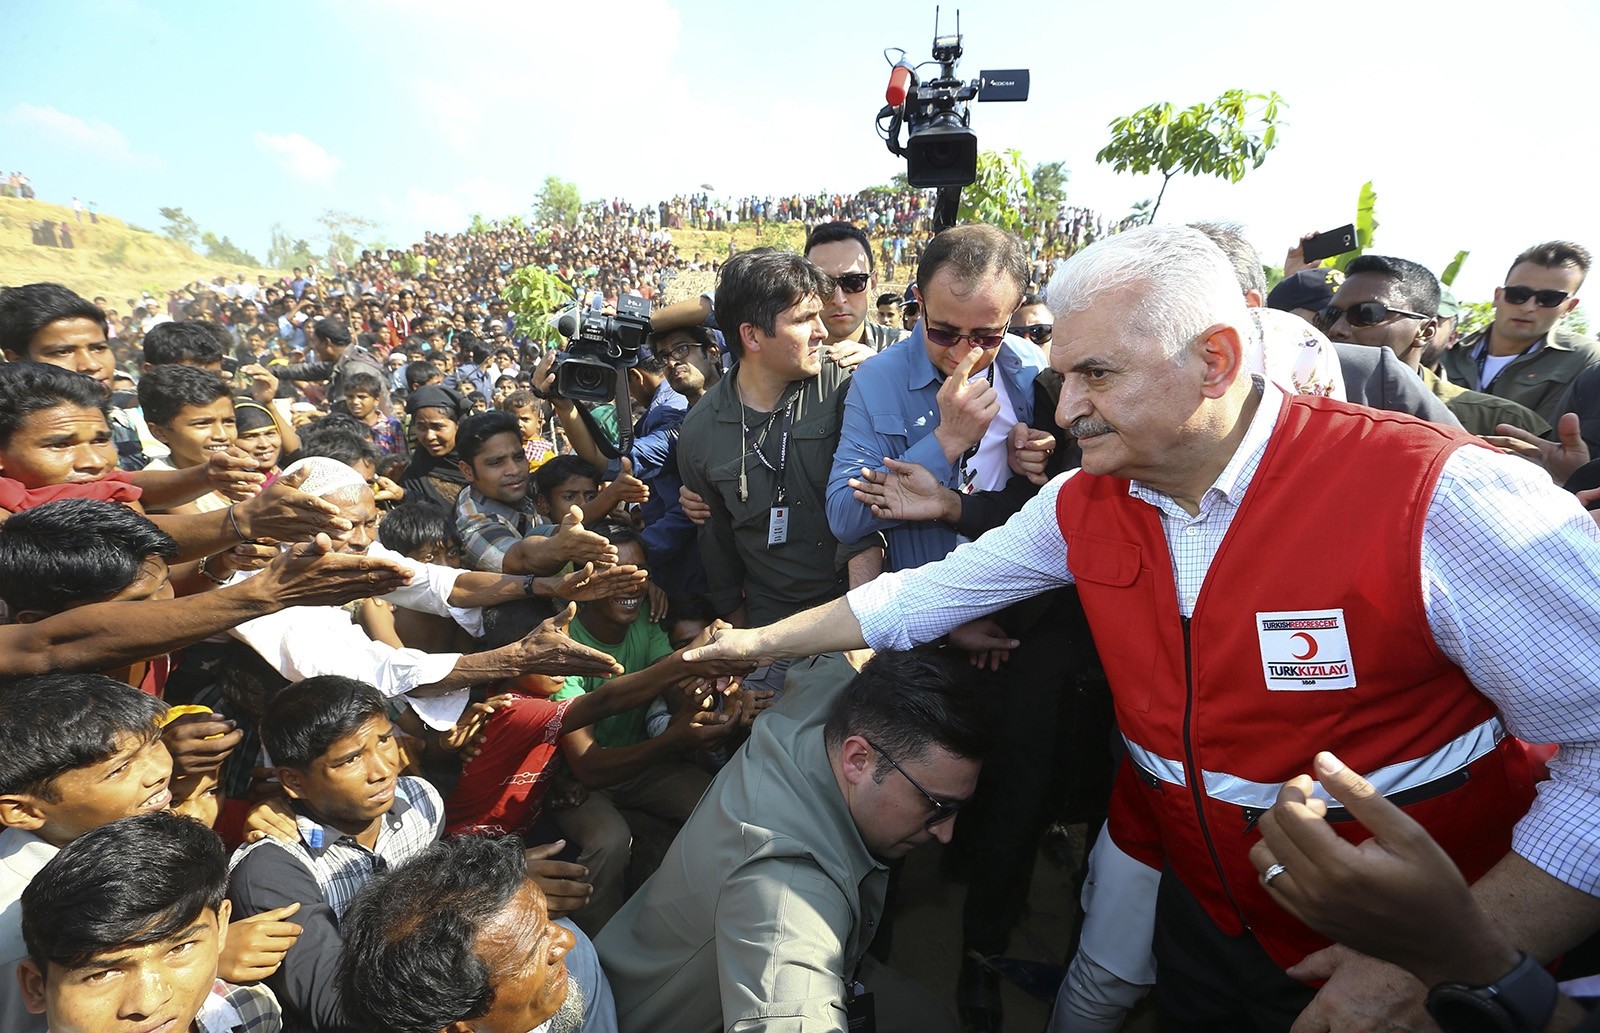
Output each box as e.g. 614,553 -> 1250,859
533,329 -> 700,597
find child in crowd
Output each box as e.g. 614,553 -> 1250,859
499,388 -> 556,473
365,501 -> 476,655
549,523 -> 742,932
0,673 -> 174,1033
232,401 -> 283,484
137,363 -> 239,513
535,453 -> 649,529
342,370 -> 403,454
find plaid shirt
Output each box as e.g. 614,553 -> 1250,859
455,483 -> 549,573
195,979 -> 283,1033
228,775 -> 442,920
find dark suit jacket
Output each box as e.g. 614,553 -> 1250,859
1331,342 -> 1461,428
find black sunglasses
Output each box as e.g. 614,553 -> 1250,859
1502,285 -> 1571,308
1010,323 -> 1052,344
831,272 -> 871,294
1315,300 -> 1431,332
925,324 -> 1006,350
863,737 -> 964,830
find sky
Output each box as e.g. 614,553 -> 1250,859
2,0 -> 1598,301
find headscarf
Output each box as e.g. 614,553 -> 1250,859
233,401 -> 278,434
1250,308 -> 1346,401
401,385 -> 471,508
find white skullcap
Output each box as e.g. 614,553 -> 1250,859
280,456 -> 367,499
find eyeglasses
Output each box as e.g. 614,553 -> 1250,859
831,272 -> 871,294
1502,285 -> 1572,308
1010,323 -> 1052,344
658,339 -> 708,362
862,737 -> 964,830
924,324 -> 1006,350
1315,300 -> 1432,332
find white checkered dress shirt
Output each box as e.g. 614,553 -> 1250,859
851,380 -> 1600,893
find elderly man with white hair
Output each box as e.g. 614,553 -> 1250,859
687,225 -> 1600,1032
224,457 -> 629,729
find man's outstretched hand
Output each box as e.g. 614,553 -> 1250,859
849,457 -> 957,524
548,562 -> 648,602
681,624 -> 767,666
250,533 -> 412,608
232,465 -> 353,542
1484,412 -> 1590,487
513,602 -> 624,678
678,620 -> 758,680
548,506 -> 619,567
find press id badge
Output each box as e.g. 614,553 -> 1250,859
767,506 -> 790,547
845,981 -> 876,1033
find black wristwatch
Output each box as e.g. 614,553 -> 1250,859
1425,952 -> 1559,1033
522,574 -> 538,597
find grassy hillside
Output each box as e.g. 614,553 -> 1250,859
0,197 -> 283,305
667,222 -> 912,294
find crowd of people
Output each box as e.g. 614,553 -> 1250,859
1,182 -> 1599,1033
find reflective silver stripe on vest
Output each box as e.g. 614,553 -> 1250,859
1124,716 -> 1505,808
1123,736 -> 1186,787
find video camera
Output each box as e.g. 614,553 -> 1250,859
878,7 -> 1029,228
552,294 -> 652,405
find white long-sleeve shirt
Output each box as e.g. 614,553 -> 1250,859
228,543 -> 482,729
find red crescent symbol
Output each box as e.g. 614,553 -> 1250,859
1291,633 -> 1318,661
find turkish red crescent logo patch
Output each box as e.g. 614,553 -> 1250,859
1256,609 -> 1356,690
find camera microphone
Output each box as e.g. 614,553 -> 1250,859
885,60 -> 913,108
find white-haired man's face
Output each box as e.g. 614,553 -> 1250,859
1050,286 -> 1240,495
324,486 -> 379,554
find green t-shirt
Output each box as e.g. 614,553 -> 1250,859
552,610 -> 671,748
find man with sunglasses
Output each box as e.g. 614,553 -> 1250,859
827,223 -> 1042,574
1440,241 -> 1599,425
1011,291 -> 1054,351
1321,255 -> 1549,437
805,222 -> 907,355
597,650 -> 983,1033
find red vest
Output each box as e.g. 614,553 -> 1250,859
1057,393 -> 1534,967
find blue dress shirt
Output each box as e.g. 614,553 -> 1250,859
827,326 -> 1040,571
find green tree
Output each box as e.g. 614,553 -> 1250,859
533,176 -> 583,229
317,209 -> 378,266
1096,89 -> 1285,223
267,222 -> 318,270
1032,161 -> 1069,215
200,231 -> 261,266
468,212 -> 492,234
158,206 -> 200,249
957,149 -> 1036,237
500,266 -> 575,348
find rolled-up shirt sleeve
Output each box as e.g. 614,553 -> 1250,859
1422,445 -> 1600,893
368,543 -> 483,638
848,472 -> 1076,651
